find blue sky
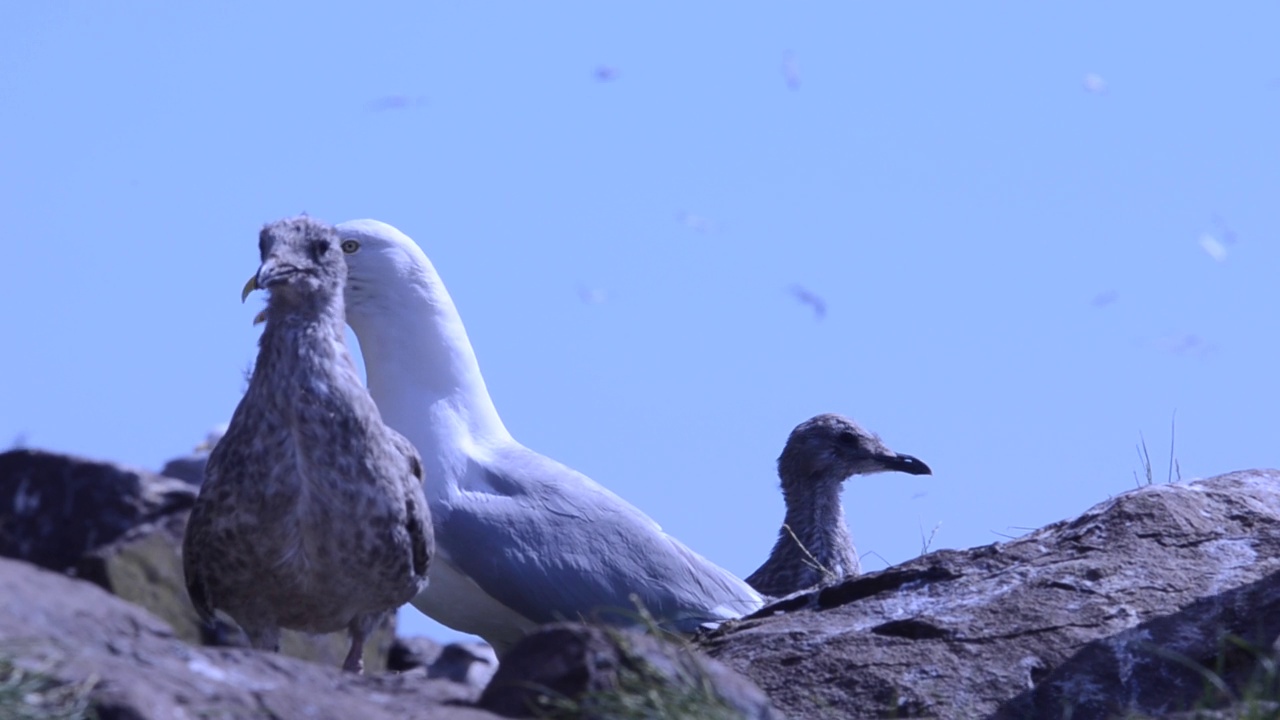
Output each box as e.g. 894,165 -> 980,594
3,3 -> 1277,644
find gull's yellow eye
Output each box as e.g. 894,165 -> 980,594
341,240 -> 360,254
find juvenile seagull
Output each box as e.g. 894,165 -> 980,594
183,216 -> 433,673
335,219 -> 764,654
746,414 -> 932,597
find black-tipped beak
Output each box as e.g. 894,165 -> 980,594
886,453 -> 932,476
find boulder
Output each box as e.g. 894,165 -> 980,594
0,448 -> 400,673
389,636 -> 500,689
75,511 -> 397,673
158,423 -> 226,486
10,443 -> 1280,719
701,470 -> 1280,720
480,622 -> 783,719
0,449 -> 195,571
0,556 -> 500,720
160,453 -> 211,485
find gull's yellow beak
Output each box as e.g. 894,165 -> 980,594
242,274 -> 267,325
241,275 -> 258,303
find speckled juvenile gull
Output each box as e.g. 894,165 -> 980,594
183,216 -> 433,673
335,219 -> 764,653
746,413 -> 932,597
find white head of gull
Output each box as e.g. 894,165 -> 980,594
336,219 -> 765,653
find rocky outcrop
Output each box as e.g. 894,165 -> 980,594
160,453 -> 211,485
4,446 -> 772,718
0,449 -> 196,570
480,623 -> 783,719
0,556 -> 499,720
74,509 -> 398,672
0,448 -> 395,672
6,443 -> 1280,719
389,636 -> 500,688
158,423 -> 225,485
701,469 -> 1280,720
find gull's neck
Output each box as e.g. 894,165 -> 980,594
778,474 -> 860,580
347,266 -> 512,460
257,300 -> 355,380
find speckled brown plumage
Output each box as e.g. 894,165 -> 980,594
182,216 -> 433,673
745,414 -> 932,598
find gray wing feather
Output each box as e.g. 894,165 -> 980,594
387,428 -> 434,579
439,444 -> 762,630
182,499 -> 215,621
182,430 -> 237,622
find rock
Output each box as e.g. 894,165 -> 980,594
1161,703 -> 1280,720
389,636 -> 499,689
158,423 -> 227,486
0,449 -> 196,571
0,556 -> 500,720
75,512 -> 203,645
701,470 -> 1280,720
159,454 -> 210,485
479,622 -> 784,719
0,448 -> 398,673
389,635 -> 444,671
75,512 -> 397,673
10,443 -> 1280,718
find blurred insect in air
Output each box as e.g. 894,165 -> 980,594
788,284 -> 827,321
676,211 -> 717,234
1091,290 -> 1119,308
367,95 -> 428,112
782,51 -> 801,90
576,284 -> 608,306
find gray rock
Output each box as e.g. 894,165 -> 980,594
389,636 -> 499,688
76,511 -> 397,673
0,556 -> 499,720
389,634 -> 444,670
11,442 -> 1280,719
480,622 -> 784,719
160,454 -> 210,485
0,449 -> 196,571
159,424 -> 227,485
701,470 -> 1280,720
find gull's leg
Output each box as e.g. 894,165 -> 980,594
343,615 -> 378,674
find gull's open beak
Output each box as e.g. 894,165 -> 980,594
242,274 -> 267,325
886,453 -> 933,476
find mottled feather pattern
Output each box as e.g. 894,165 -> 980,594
181,216 -> 433,670
746,413 -> 931,598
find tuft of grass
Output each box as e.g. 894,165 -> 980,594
1134,411 -> 1183,488
0,657 -> 97,720
528,602 -> 746,720
530,653 -> 743,720
1135,431 -> 1154,487
781,523 -> 836,585
919,521 -> 942,556
1124,635 -> 1280,720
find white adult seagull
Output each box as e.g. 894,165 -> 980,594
335,219 -> 764,653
